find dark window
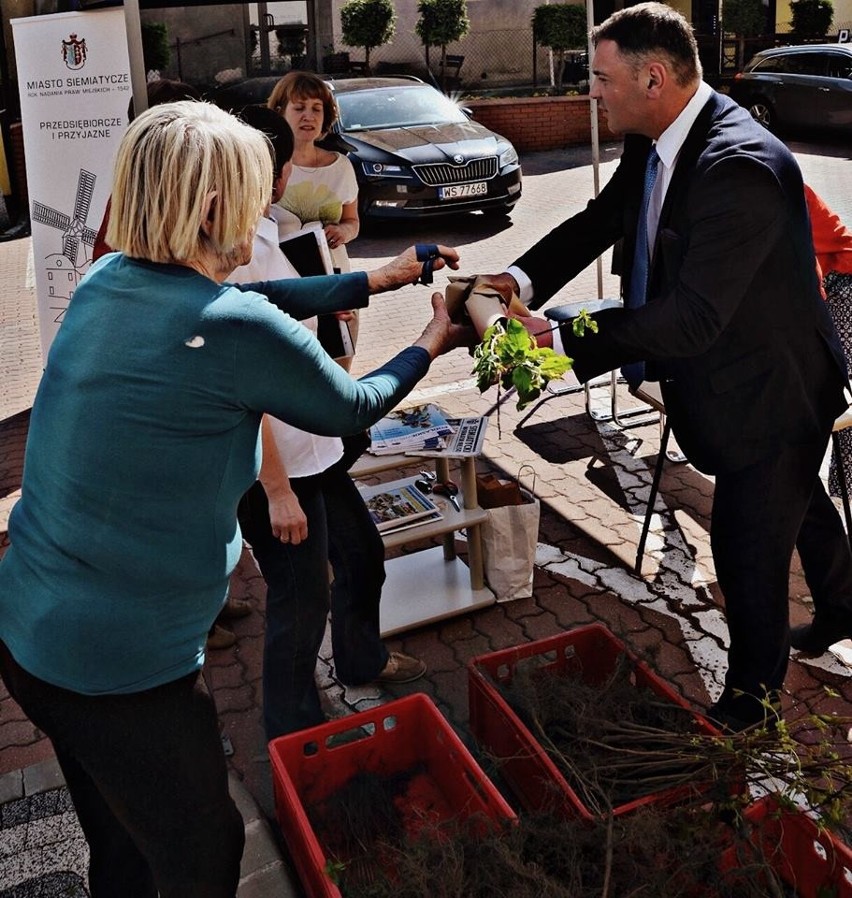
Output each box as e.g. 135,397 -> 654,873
825,53 -> 852,78
752,52 -> 827,75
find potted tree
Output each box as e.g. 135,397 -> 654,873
340,0 -> 396,74
532,3 -> 588,91
141,22 -> 170,78
721,0 -> 766,72
415,0 -> 470,90
790,0 -> 834,39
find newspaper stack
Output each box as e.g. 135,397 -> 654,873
369,403 -> 454,455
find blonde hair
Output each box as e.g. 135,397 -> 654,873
106,101 -> 272,263
267,71 -> 338,135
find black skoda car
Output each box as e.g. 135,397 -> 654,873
324,77 -> 522,221
208,74 -> 522,221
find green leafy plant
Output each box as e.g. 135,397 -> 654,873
473,318 -> 573,412
323,857 -> 346,885
532,4 -> 588,90
415,0 -> 471,88
790,0 -> 834,37
722,0 -> 766,70
141,22 -> 170,74
340,0 -> 397,72
571,308 -> 598,338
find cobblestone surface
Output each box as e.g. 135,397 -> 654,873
1,134 -> 851,894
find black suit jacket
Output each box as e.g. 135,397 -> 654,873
515,91 -> 848,475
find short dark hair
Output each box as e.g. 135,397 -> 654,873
235,104 -> 294,173
591,2 -> 702,87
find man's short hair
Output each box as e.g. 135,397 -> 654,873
106,101 -> 271,264
267,71 -> 338,135
591,2 -> 702,88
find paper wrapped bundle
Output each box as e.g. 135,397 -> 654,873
445,275 -> 530,337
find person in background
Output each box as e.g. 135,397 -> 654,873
805,185 -> 852,501
231,105 -> 427,739
0,100 -> 464,897
268,71 -> 361,370
484,3 -> 852,730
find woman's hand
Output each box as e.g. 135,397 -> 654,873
414,293 -> 477,360
267,490 -> 309,545
324,222 -> 354,250
367,245 -> 460,294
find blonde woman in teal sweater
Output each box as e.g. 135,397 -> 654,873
0,100 -> 461,898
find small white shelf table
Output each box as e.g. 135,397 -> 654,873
351,452 -> 495,636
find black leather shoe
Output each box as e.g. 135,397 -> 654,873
790,613 -> 852,656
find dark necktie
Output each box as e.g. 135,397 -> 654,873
622,145 -> 660,388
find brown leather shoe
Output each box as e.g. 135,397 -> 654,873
377,652 -> 426,684
207,624 -> 237,651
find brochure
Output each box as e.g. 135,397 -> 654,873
364,482 -> 442,533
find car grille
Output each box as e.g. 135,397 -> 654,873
412,156 -> 498,186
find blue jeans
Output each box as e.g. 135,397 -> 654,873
238,457 -> 388,739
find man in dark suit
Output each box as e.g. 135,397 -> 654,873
486,2 -> 852,730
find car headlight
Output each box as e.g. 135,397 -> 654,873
362,161 -> 410,178
499,146 -> 519,168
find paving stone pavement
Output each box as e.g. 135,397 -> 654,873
1,134 -> 851,896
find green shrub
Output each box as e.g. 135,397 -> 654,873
340,0 -> 396,71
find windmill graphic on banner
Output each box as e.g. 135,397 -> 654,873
31,168 -> 98,324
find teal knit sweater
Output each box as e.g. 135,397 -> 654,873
0,254 -> 429,694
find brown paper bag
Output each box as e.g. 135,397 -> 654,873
479,467 -> 539,602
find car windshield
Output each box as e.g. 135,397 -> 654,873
335,85 -> 468,132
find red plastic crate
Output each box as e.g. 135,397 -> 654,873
269,693 -> 517,898
720,796 -> 852,897
467,623 -> 721,820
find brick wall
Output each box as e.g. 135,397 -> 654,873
466,95 -> 616,152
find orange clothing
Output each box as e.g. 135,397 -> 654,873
805,185 -> 852,298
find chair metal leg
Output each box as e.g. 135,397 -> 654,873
613,373 -> 659,429
832,431 -> 852,554
546,372 -> 617,421
635,418 -> 672,573
660,411 -> 687,463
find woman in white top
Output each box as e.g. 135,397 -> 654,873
231,106 -> 429,738
269,71 -> 361,369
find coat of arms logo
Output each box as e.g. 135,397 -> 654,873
61,33 -> 87,70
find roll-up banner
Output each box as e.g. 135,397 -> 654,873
12,8 -> 131,360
